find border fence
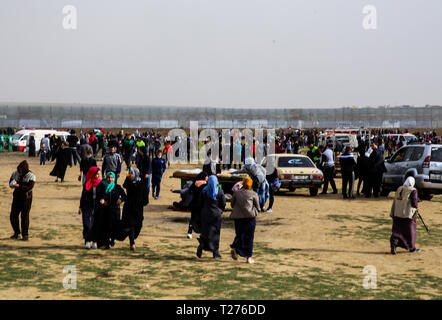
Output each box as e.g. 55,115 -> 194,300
0,103 -> 440,129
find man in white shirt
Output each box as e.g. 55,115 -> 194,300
320,144 -> 338,195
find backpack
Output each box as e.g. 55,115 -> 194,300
247,163 -> 266,187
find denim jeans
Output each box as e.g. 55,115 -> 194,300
257,185 -> 267,210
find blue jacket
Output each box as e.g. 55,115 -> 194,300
151,157 -> 167,179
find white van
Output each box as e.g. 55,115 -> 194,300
12,129 -> 70,152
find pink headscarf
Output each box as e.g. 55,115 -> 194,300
85,166 -> 101,191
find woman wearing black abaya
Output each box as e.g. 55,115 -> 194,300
79,166 -> 101,249
50,141 -> 72,182
356,153 -> 369,196
50,135 -> 62,161
28,135 -> 36,157
113,168 -> 146,251
197,175 -> 226,259
187,171 -> 208,239
95,172 -> 127,249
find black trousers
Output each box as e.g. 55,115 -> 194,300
10,197 -> 32,236
342,172 -> 355,198
357,176 -> 365,195
322,166 -> 337,193
365,172 -> 383,197
70,148 -> 80,166
123,155 -> 131,170
129,223 -> 142,246
149,147 -> 155,159
267,187 -> 275,209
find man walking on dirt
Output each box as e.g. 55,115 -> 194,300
9,160 -> 36,241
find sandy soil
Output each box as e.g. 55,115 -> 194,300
0,152 -> 440,299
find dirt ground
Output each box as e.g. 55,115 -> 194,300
0,152 -> 440,300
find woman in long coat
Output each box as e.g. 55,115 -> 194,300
79,166 -> 101,249
113,168 -> 146,251
50,141 -> 72,182
390,177 -> 421,254
187,171 -> 208,239
230,177 -> 259,263
197,175 -> 226,259
28,135 -> 36,157
95,172 -> 127,249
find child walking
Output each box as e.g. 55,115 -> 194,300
151,150 -> 167,199
39,141 -> 49,165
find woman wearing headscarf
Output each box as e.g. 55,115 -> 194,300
202,150 -> 221,176
79,166 -> 101,249
114,168 -> 146,251
197,175 -> 226,259
9,160 -> 36,240
28,135 -> 36,157
50,141 -> 72,182
233,157 -> 267,211
187,171 -> 208,239
230,177 -> 259,263
390,177 -> 421,254
95,172 -> 127,249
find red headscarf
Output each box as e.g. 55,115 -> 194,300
89,133 -> 95,145
85,166 -> 101,191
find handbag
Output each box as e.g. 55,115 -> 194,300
270,179 -> 281,192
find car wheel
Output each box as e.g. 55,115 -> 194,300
380,187 -> 390,197
418,190 -> 433,201
309,187 -> 318,196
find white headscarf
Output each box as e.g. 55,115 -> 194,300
403,176 -> 415,188
129,168 -> 141,183
245,157 -> 255,166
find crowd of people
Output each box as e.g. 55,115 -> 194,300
0,128 -> 15,152
4,126 -> 440,261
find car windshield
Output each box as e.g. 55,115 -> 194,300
404,135 -> 416,142
278,156 -> 315,168
12,134 -> 23,140
431,147 -> 442,162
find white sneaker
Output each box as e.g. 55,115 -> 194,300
92,242 -> 97,249
266,208 -> 272,213
247,257 -> 255,264
187,233 -> 193,239
85,241 -> 91,249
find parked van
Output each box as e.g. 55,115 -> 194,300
12,129 -> 70,152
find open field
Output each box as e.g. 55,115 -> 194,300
0,152 -> 440,300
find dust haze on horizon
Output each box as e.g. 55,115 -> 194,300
0,0 -> 441,109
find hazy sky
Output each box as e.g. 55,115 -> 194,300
0,0 -> 441,108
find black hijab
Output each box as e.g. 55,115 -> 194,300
17,160 -> 30,175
